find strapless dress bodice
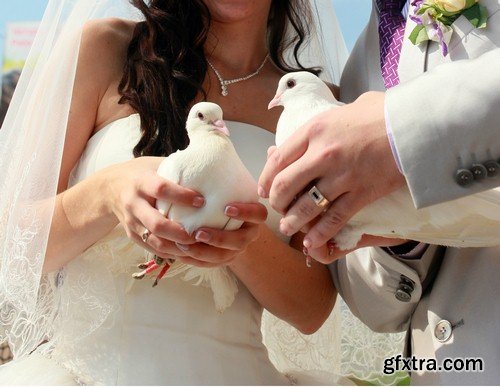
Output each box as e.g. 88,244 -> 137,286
48,114 -> 290,385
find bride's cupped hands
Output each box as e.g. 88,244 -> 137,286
100,156 -> 268,269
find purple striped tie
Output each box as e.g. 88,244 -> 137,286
378,0 -> 407,89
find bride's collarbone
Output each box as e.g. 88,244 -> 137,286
204,91 -> 279,134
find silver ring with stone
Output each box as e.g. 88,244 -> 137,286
141,229 -> 151,243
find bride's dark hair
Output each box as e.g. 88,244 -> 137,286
119,0 -> 320,157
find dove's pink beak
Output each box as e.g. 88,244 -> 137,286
268,92 -> 283,110
213,119 -> 230,136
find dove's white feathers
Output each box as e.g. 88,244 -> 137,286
156,102 -> 257,311
274,72 -> 342,147
273,72 -> 500,249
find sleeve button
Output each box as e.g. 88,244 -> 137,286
470,163 -> 487,180
455,169 -> 474,186
484,160 -> 499,177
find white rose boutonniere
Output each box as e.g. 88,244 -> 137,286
409,0 -> 488,55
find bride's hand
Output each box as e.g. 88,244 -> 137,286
172,202 -> 268,268
306,235 -> 407,264
102,157 -> 204,256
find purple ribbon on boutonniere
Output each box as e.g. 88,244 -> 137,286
409,0 -> 488,56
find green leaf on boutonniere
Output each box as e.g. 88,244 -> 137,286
462,3 -> 489,28
464,0 -> 477,9
409,25 -> 429,45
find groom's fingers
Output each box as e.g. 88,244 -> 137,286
280,195 -> 328,237
304,192 -> 364,249
268,153 -> 323,215
267,145 -> 277,158
280,176 -> 347,237
258,129 -> 309,199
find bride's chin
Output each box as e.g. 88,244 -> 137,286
202,0 -> 271,24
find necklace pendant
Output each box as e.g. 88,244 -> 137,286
207,54 -> 269,97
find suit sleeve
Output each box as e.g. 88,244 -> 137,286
329,245 -> 443,333
386,48 -> 500,208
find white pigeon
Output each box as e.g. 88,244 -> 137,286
155,102 -> 258,311
269,71 -> 343,147
270,71 -> 500,250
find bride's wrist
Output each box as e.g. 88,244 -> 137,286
94,167 -> 121,223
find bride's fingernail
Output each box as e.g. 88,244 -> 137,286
193,196 -> 205,208
257,186 -> 267,198
303,238 -> 312,249
224,206 -> 239,217
195,230 -> 210,243
176,243 -> 190,251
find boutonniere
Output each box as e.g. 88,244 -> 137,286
409,0 -> 488,56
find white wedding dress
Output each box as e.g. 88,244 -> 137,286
0,114 -> 349,385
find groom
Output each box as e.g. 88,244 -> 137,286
259,0 -> 500,384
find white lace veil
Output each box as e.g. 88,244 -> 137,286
0,0 -> 404,384
0,0 -> 142,369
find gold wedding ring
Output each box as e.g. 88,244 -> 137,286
141,229 -> 151,243
308,185 -> 330,210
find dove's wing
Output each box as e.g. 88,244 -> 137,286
276,100 -> 338,147
172,142 -> 258,234
407,188 -> 500,247
344,187 -> 500,249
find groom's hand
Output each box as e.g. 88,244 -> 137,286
258,91 -> 406,249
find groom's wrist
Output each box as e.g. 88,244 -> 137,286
384,101 -> 404,175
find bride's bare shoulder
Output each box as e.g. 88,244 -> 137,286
74,18 -> 137,93
81,18 -> 136,59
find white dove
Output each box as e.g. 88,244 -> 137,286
154,102 -> 258,311
269,71 -> 500,250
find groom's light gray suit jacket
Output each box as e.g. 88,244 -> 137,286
332,0 -> 500,384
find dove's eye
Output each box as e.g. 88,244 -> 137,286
197,112 -> 205,120
286,79 -> 296,88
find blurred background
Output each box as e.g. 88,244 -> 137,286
0,0 -> 371,365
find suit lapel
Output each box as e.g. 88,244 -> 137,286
398,2 -> 430,82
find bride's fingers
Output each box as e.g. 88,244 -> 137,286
224,202 -> 268,223
130,199 -> 194,244
307,243 -> 347,264
138,171 -> 205,208
193,223 -> 260,251
175,242 -> 240,265
124,214 -> 189,258
307,235 -> 409,264
146,234 -> 189,256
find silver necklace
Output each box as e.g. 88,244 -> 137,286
207,54 -> 269,96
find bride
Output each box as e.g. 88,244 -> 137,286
0,0 -> 357,385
